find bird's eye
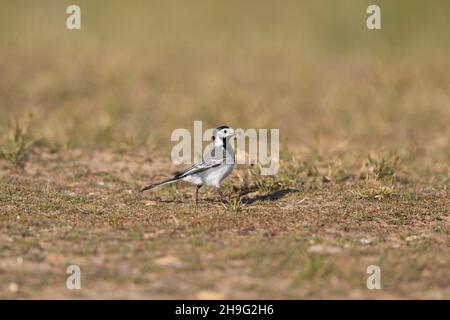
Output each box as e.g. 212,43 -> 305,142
224,130 -> 227,134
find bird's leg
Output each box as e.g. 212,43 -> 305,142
195,185 -> 202,207
218,188 -> 227,203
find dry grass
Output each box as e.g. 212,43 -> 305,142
0,0 -> 449,299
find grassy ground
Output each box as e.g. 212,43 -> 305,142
0,1 -> 449,299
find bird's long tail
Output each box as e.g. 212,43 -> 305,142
140,177 -> 180,192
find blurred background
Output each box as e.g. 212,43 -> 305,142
0,0 -> 449,157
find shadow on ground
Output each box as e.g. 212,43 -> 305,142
241,188 -> 297,205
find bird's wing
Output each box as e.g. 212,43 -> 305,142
174,159 -> 223,178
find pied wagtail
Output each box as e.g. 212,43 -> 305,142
141,126 -> 237,205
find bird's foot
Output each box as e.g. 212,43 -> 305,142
219,196 -> 229,204
218,190 -> 228,204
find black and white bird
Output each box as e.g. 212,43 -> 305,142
141,126 -> 237,205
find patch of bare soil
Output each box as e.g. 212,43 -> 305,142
0,148 -> 449,299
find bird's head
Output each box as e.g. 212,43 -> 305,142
212,126 -> 237,142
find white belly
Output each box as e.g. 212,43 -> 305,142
182,164 -> 234,188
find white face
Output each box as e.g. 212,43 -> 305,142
215,127 -> 236,140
